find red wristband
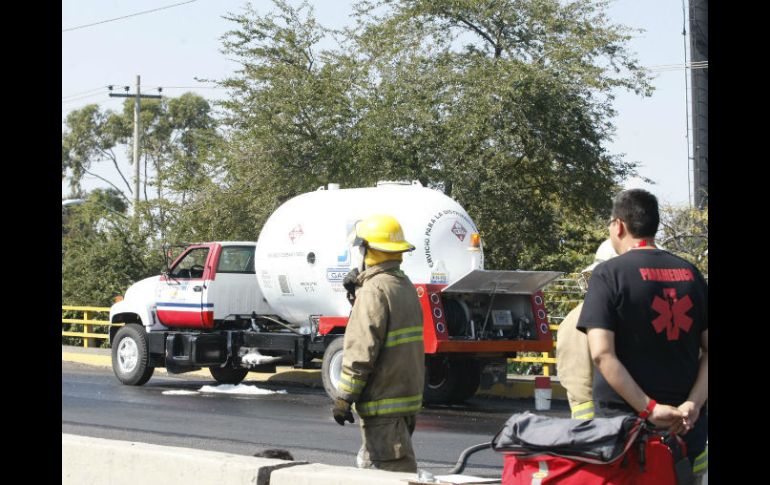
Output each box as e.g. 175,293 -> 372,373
639,399 -> 657,419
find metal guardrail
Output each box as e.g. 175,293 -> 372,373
62,306 -> 122,348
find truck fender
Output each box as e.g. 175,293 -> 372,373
109,300 -> 156,344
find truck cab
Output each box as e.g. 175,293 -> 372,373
154,242 -> 271,329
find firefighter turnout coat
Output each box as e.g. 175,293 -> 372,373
338,260 -> 425,418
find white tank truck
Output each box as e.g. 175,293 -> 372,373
109,181 -> 561,403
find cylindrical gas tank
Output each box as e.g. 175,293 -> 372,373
254,181 -> 484,326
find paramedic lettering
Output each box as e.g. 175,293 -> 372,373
639,268 -> 695,282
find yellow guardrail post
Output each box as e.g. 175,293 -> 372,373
83,310 -> 92,348
542,352 -> 552,377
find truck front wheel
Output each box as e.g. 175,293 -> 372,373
321,337 -> 345,401
209,366 -> 249,385
112,325 -> 154,386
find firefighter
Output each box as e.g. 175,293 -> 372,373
555,239 -> 617,419
332,214 -> 425,473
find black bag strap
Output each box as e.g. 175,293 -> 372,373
663,432 -> 695,485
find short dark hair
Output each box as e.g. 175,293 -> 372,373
611,189 -> 659,238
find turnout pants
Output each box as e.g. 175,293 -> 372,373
356,415 -> 417,472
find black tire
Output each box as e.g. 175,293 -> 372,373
321,337 -> 345,401
111,325 -> 154,386
449,360 -> 481,403
209,366 -> 249,385
423,355 -> 460,404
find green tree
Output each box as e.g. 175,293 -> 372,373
353,0 -> 650,270
659,204 -> 708,278
61,105 -> 131,200
61,93 -> 223,244
62,189 -> 164,307
217,0 -> 652,271
211,0 -> 364,242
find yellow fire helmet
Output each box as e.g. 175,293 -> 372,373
353,214 -> 416,253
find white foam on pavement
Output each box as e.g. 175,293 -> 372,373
199,384 -> 287,395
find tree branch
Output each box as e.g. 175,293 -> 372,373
98,147 -> 133,193
451,13 -> 500,55
81,168 -> 132,202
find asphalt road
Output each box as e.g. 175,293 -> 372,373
62,361 -> 572,478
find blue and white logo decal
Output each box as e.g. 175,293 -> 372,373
326,268 -> 350,282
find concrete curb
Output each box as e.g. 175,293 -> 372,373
62,346 -> 567,400
270,462 -> 414,485
62,433 -> 301,485
62,433 -> 417,485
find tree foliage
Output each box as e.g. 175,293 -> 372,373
659,204 -> 708,278
61,105 -> 131,199
62,190 -> 164,307
61,93 -> 223,242
216,0 -> 651,271
61,95 -> 222,306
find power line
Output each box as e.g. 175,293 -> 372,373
61,83 -> 223,110
61,91 -> 110,105
62,0 -> 198,33
62,86 -> 109,100
145,85 -> 224,90
645,61 -> 708,73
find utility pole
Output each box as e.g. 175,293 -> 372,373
109,75 -> 162,218
689,0 -> 708,208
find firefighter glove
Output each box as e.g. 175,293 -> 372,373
343,268 -> 360,306
332,398 -> 354,426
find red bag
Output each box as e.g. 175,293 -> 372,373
501,431 -> 689,485
492,412 -> 693,485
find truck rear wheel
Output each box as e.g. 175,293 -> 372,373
321,337 -> 345,401
112,325 -> 154,386
424,355 -> 460,404
449,360 -> 481,402
424,357 -> 481,404
209,366 -> 249,385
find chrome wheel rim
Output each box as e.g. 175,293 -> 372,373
117,337 -> 139,374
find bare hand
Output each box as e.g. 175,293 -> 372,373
675,401 -> 700,435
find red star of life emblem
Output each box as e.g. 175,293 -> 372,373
651,288 -> 693,341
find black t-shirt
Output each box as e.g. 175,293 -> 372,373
577,248 -> 708,406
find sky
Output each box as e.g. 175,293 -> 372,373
62,0 -> 699,207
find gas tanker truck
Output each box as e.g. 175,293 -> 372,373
109,181 -> 561,403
